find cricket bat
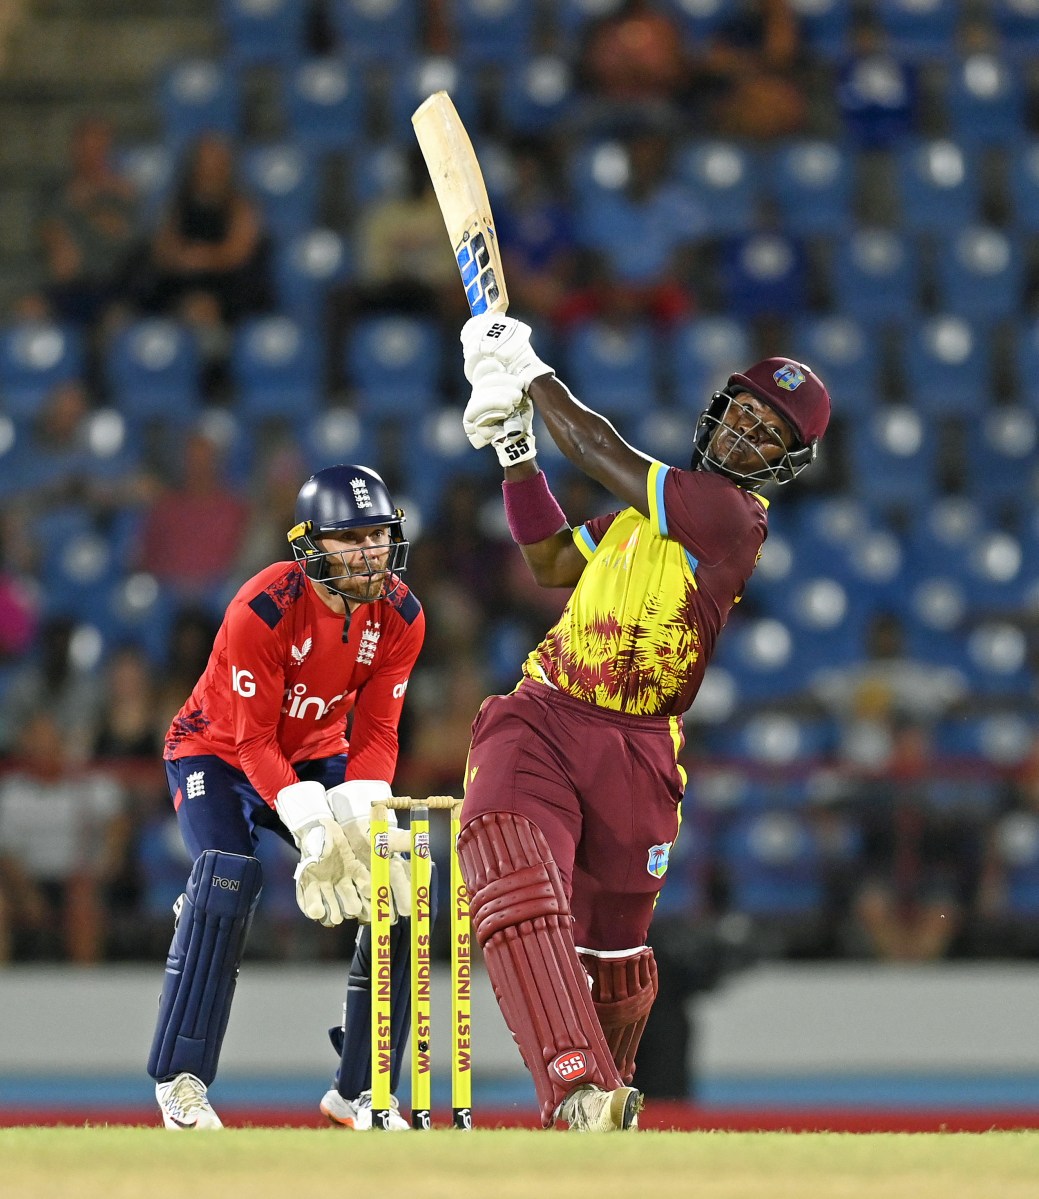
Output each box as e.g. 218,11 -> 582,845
411,90 -> 509,318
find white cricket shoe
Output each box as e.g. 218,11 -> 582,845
320,1088 -> 410,1131
557,1084 -> 643,1132
156,1072 -> 223,1130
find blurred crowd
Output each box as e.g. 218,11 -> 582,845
0,0 -> 1038,976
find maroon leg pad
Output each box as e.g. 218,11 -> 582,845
458,812 -> 625,1127
578,948 -> 658,1084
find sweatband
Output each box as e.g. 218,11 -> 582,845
502,470 -> 568,545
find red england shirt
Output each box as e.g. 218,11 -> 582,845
164,561 -> 425,804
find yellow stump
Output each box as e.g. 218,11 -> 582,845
369,800 -> 394,1130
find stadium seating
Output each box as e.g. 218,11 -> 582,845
669,316 -> 752,410
451,0 -> 535,65
231,315 -> 323,419
768,140 -> 855,236
283,58 -> 367,153
105,319 -> 202,419
273,228 -> 351,327
0,321 -> 84,419
894,139 -> 980,234
219,0 -> 307,68
157,59 -> 239,149
561,319 -> 659,418
900,315 -> 992,417
242,144 -> 320,239
346,315 -> 443,420
788,315 -> 881,414
830,227 -> 922,327
932,226 -> 1024,326
330,0 -> 421,64
496,56 -> 576,136
945,53 -> 1027,147
717,231 -> 809,320
677,140 -> 761,238
874,0 -> 960,61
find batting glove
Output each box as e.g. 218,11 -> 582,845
275,780 -> 367,927
462,369 -> 537,465
461,313 -> 554,389
327,780 -> 411,924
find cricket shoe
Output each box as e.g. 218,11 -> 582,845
557,1084 -> 643,1132
156,1072 -> 223,1130
320,1088 -> 410,1131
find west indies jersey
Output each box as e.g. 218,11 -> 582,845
165,562 -> 424,805
521,461 -> 768,717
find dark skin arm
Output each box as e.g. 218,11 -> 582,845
503,371 -> 654,588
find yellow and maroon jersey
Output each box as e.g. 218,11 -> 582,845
521,461 -> 768,717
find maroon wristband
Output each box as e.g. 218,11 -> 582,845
502,470 -> 568,545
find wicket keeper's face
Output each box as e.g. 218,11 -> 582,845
317,525 -> 392,602
710,390 -> 795,475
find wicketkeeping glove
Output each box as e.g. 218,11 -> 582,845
275,780 -> 369,927
461,313 -> 554,388
327,780 -> 412,924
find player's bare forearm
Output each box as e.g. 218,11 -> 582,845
526,374 -> 654,516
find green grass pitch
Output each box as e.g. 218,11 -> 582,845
4,1128 -> 1039,1199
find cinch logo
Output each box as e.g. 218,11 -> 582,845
552,1050 -> 589,1082
350,477 -> 372,508
773,364 -> 805,391
282,682 -> 346,720
212,876 -> 240,891
392,678 -> 409,699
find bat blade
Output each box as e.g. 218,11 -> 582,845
412,90 -> 509,317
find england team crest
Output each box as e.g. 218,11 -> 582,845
647,842 -> 671,879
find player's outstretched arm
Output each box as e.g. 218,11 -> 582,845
462,314 -> 654,517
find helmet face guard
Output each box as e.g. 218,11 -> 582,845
288,465 -> 409,603
690,389 -> 817,488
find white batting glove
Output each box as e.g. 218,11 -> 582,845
275,780 -> 367,927
461,313 -> 554,388
462,369 -> 536,465
327,780 -> 411,924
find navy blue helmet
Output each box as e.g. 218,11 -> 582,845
288,465 -> 408,601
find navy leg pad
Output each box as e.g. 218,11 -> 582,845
147,849 -> 262,1085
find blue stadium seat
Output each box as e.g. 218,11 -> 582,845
848,405 -> 938,508
962,406 -> 1037,511
347,315 -> 442,420
786,0 -> 852,58
771,575 -> 869,673
1013,317 -> 1039,412
961,525 -> 1031,611
220,0 -> 306,68
105,319 -> 202,419
242,144 -> 320,239
398,408 -> 502,513
933,712 -> 1037,769
669,316 -> 751,412
894,139 -> 980,234
964,620 -> 1032,696
158,59 -> 239,150
830,227 -> 921,327
662,0 -> 734,40
347,141 -> 410,206
900,315 -> 991,417
710,616 -> 801,703
767,140 -> 854,236
945,53 -> 1027,147
562,320 -> 659,418
788,315 -> 880,413
631,409 -> 692,466
677,140 -> 760,237
331,0 -> 420,63
572,140 -> 707,284
114,144 -> 175,222
284,58 -> 366,153
0,321 -> 84,419
386,61 -> 480,143
991,813 -> 1039,916
300,408 -> 377,474
273,229 -> 351,326
496,55 -> 575,136
718,232 -> 809,320
719,812 -> 828,917
706,712 -> 836,767
932,227 -> 1024,326
836,49 -> 918,148
1006,141 -> 1039,231
231,315 -> 323,420
904,496 -> 988,578
874,0 -> 959,61
993,0 -> 1039,59
451,0 -> 534,64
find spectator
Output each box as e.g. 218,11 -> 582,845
154,605 -> 220,735
32,115 -> 140,330
495,140 -> 580,325
233,442 -> 308,581
135,424 -> 250,608
693,0 -> 810,140
0,615 -> 103,763
0,530 -> 38,663
133,134 -> 272,397
0,709 -> 130,963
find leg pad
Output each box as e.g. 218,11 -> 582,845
458,812 -> 623,1127
147,850 -> 262,1085
578,947 -> 658,1084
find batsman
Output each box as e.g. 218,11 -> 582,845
455,314 -> 831,1130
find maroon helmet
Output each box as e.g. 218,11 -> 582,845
690,357 -> 830,488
